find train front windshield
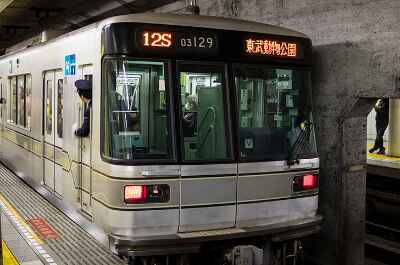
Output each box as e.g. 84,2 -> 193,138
102,60 -> 316,163
234,65 -> 317,161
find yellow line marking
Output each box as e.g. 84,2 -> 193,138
0,194 -> 43,245
367,144 -> 400,161
2,240 -> 20,265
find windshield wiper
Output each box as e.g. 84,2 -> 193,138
287,121 -> 313,167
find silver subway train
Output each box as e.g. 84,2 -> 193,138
0,13 -> 321,264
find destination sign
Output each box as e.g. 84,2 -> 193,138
137,29 -> 218,55
245,38 -> 298,58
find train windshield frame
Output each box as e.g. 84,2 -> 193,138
100,22 -> 317,165
101,57 -> 176,163
234,64 -> 317,162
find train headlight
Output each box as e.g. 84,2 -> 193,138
293,174 -> 318,192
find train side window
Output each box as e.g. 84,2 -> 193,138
57,79 -> 63,138
177,63 -> 232,162
102,58 -> 173,162
46,80 -> 52,135
9,76 -> 17,124
7,74 -> 31,129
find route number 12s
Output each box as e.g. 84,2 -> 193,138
143,32 -> 172,48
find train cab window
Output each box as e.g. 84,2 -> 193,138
57,79 -> 63,138
102,58 -> 173,162
178,63 -> 232,162
234,65 -> 317,161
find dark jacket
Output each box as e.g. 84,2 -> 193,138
375,98 -> 389,128
75,100 -> 92,137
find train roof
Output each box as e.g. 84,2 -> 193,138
101,13 -> 309,39
1,12 -> 309,59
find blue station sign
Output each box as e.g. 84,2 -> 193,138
64,54 -> 76,75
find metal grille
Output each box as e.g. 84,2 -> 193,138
0,165 -> 127,265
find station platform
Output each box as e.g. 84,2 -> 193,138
367,144 -> 400,178
0,163 -> 126,265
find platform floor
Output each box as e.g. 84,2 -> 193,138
2,211 -> 43,265
367,143 -> 400,179
0,164 -> 126,265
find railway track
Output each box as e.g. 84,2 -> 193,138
365,173 -> 400,265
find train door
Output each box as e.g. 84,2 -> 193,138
44,71 -> 56,191
54,71 -> 65,196
77,64 -> 93,215
43,70 -> 65,195
177,62 -> 237,232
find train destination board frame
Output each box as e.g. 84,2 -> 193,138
137,28 -> 219,55
102,23 -> 310,64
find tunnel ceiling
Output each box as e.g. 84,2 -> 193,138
0,0 -> 178,53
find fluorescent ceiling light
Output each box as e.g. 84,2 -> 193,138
0,0 -> 14,13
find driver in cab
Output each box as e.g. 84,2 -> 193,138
74,79 -> 92,138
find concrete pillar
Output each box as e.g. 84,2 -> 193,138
389,98 -> 400,157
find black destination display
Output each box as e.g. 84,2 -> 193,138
136,29 -> 219,55
102,23 -> 310,64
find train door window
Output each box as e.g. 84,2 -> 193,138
102,58 -> 173,162
82,74 -> 92,118
25,75 -> 32,129
17,75 -> 25,127
177,63 -> 232,162
84,74 -> 92,81
46,80 -> 53,135
9,76 -> 17,123
57,79 -> 63,138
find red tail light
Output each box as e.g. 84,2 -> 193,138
293,174 -> 318,192
303,174 -> 317,189
124,185 -> 147,203
124,184 -> 170,204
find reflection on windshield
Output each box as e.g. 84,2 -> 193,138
235,66 -> 317,161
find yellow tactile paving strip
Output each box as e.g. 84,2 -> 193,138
3,240 -> 20,265
0,194 -> 43,245
367,144 -> 400,161
368,152 -> 400,161
0,194 -> 56,264
0,164 -> 126,265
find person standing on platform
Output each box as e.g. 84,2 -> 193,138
369,98 -> 389,155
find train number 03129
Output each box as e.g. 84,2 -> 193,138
180,36 -> 214,49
